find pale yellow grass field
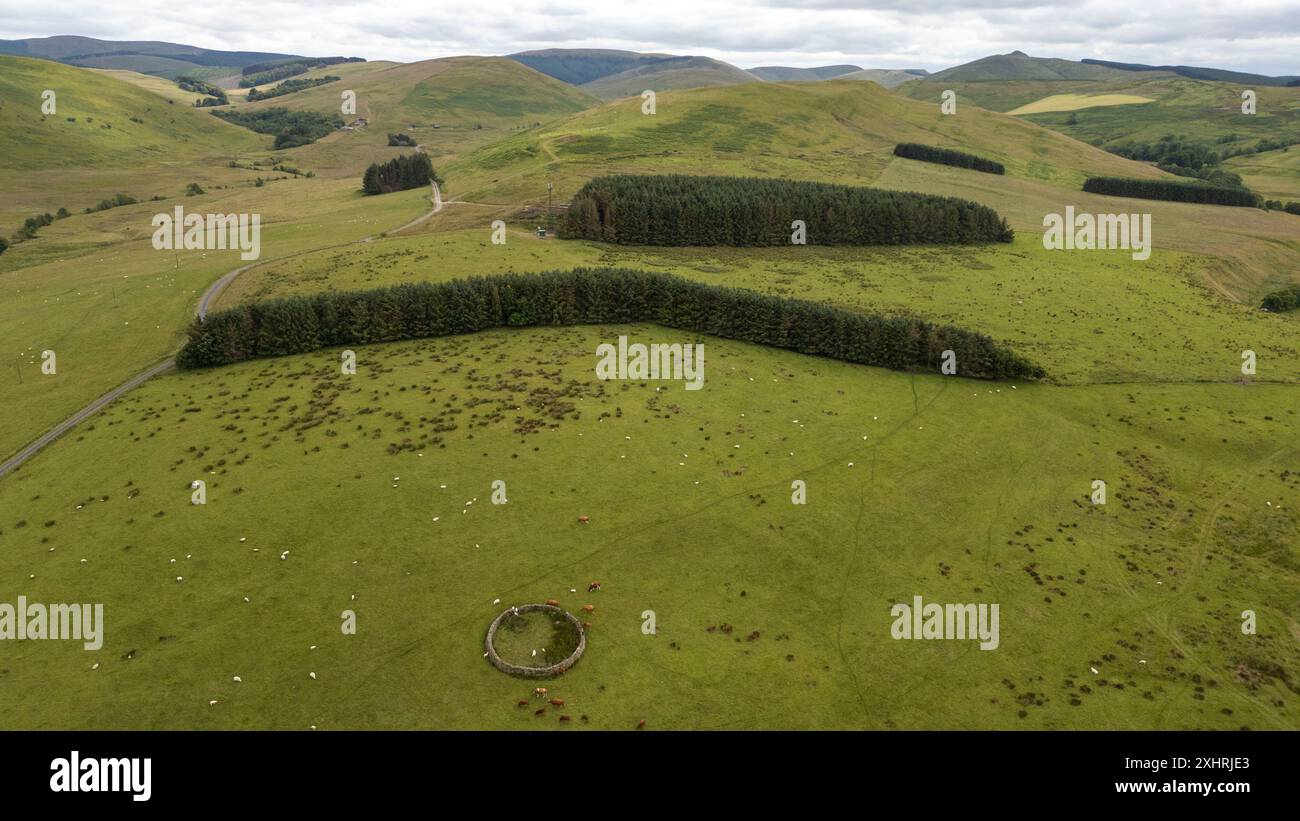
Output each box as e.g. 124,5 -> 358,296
1007,93 -> 1155,115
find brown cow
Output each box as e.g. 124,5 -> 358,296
582,604 -> 595,613
549,698 -> 566,707
545,599 -> 561,607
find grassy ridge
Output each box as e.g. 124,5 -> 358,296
1,326 -> 1294,730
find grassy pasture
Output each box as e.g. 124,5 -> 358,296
0,325 -> 1295,729
2,53 -> 1298,734
1224,146 -> 1300,201
439,78 -> 1167,212
1006,94 -> 1155,115
0,179 -> 431,461
221,218 -> 1300,387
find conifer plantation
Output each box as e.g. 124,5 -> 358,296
362,153 -> 442,195
560,174 -> 1015,246
1081,176 -> 1262,206
178,269 -> 1044,380
893,143 -> 1006,174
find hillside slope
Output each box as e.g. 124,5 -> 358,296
0,55 -> 264,227
747,65 -> 862,82
579,56 -> 758,99
839,68 -> 929,89
222,57 -> 600,177
445,76 -> 1166,205
926,51 -> 1156,83
0,35 -> 303,83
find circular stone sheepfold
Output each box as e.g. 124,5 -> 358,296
485,604 -> 586,678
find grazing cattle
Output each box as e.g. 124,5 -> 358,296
559,715 -> 572,722
577,515 -> 590,524
517,700 -> 529,707
545,599 -> 561,607
549,698 -> 566,707
534,708 -> 546,716
587,581 -> 602,592
534,687 -> 548,697
637,719 -> 646,729
582,621 -> 592,629
582,604 -> 595,613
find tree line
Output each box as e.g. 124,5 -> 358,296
211,107 -> 341,149
1263,200 -> 1300,215
362,153 -> 441,195
239,57 -> 364,87
893,143 -> 1005,174
177,268 -> 1045,381
1082,176 -> 1261,207
1260,285 -> 1300,313
245,76 -> 339,102
560,174 -> 1014,246
176,76 -> 228,107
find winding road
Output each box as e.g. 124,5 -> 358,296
0,182 -> 445,481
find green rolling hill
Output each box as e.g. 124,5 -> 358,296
0,35 -> 308,85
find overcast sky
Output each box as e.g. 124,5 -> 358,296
2,0 -> 1297,75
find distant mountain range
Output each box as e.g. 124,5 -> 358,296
4,37 -> 1294,96
508,48 -> 929,98
0,35 -> 319,84
1080,58 -> 1300,87
922,50 -> 1299,86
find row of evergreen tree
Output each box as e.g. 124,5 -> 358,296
1082,176 -> 1261,207
559,175 -> 1014,246
177,268 -> 1044,381
1263,199 -> 1300,215
362,153 -> 441,195
893,143 -> 1006,174
245,76 -> 339,102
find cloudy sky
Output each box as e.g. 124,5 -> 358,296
2,0 -> 1297,75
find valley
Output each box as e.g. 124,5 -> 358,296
0,34 -> 1296,733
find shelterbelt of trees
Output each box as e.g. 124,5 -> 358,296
560,174 -> 1015,246
893,143 -> 1006,174
362,153 -> 441,195
1082,176 -> 1262,207
178,269 -> 1044,380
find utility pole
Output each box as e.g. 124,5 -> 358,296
547,181 -> 553,232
